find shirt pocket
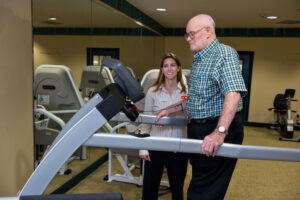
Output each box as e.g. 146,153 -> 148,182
152,96 -> 168,112
192,72 -> 210,96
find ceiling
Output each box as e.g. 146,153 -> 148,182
33,0 -> 300,30
33,0 -> 139,28
127,0 -> 300,28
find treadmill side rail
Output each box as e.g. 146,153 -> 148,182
84,133 -> 300,162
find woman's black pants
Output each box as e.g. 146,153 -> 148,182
142,151 -> 188,200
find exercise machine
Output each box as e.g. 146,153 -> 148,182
2,58 -> 300,200
268,89 -> 299,142
34,65 -> 87,174
80,65 -> 114,100
80,65 -> 115,134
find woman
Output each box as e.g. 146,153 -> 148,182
140,53 -> 188,200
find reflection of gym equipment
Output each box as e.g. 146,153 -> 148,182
34,65 -> 87,174
80,65 -> 114,133
182,69 -> 190,82
80,65 -> 114,100
34,104 -> 70,175
126,66 -> 136,79
6,58 -> 299,200
268,89 -> 299,142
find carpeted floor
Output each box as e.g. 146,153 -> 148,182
45,126 -> 300,200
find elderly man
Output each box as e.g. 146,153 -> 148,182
157,14 -> 247,200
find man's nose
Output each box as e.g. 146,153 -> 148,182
186,35 -> 192,41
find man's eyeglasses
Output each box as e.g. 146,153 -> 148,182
184,27 -> 206,39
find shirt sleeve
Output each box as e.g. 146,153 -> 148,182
139,88 -> 154,134
215,48 -> 247,97
139,150 -> 149,156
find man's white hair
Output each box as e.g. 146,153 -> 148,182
206,15 -> 216,31
189,14 -> 216,33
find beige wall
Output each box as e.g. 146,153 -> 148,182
34,35 -> 165,85
0,0 -> 34,196
222,37 -> 300,123
34,35 -> 300,124
165,37 -> 300,123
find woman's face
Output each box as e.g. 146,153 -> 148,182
161,58 -> 180,81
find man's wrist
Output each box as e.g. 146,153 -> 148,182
216,125 -> 228,135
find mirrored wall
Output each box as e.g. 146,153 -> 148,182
32,0 -> 164,194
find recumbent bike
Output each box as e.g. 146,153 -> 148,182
268,89 -> 300,142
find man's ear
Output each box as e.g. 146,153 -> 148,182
205,26 -> 211,34
205,26 -> 212,38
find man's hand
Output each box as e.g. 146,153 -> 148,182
202,130 -> 226,157
140,154 -> 151,161
201,91 -> 240,157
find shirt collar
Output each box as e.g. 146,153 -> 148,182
194,38 -> 219,60
158,82 -> 182,92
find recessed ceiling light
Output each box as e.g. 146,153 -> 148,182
48,17 -> 57,21
156,8 -> 166,12
266,16 -> 278,19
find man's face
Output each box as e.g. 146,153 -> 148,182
185,22 -> 208,53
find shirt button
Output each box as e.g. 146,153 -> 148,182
197,100 -> 201,103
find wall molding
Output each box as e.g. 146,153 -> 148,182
33,27 -> 300,37
33,27 -> 156,36
165,28 -> 300,37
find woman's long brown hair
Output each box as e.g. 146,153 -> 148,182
152,53 -> 187,94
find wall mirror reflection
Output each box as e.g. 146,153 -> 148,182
32,0 -> 164,195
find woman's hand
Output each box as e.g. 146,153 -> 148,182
155,109 -> 168,122
140,154 -> 151,161
139,150 -> 150,161
155,109 -> 168,128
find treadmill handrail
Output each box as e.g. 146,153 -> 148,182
85,133 -> 300,162
110,112 -> 188,126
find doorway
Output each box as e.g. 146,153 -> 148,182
87,48 -> 120,66
238,51 -> 254,123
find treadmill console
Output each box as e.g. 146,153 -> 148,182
101,58 -> 144,103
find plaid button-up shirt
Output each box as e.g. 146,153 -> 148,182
186,39 -> 247,119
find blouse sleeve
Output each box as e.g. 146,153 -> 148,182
139,88 -> 154,134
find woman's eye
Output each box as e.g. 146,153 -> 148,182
163,63 -> 176,68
